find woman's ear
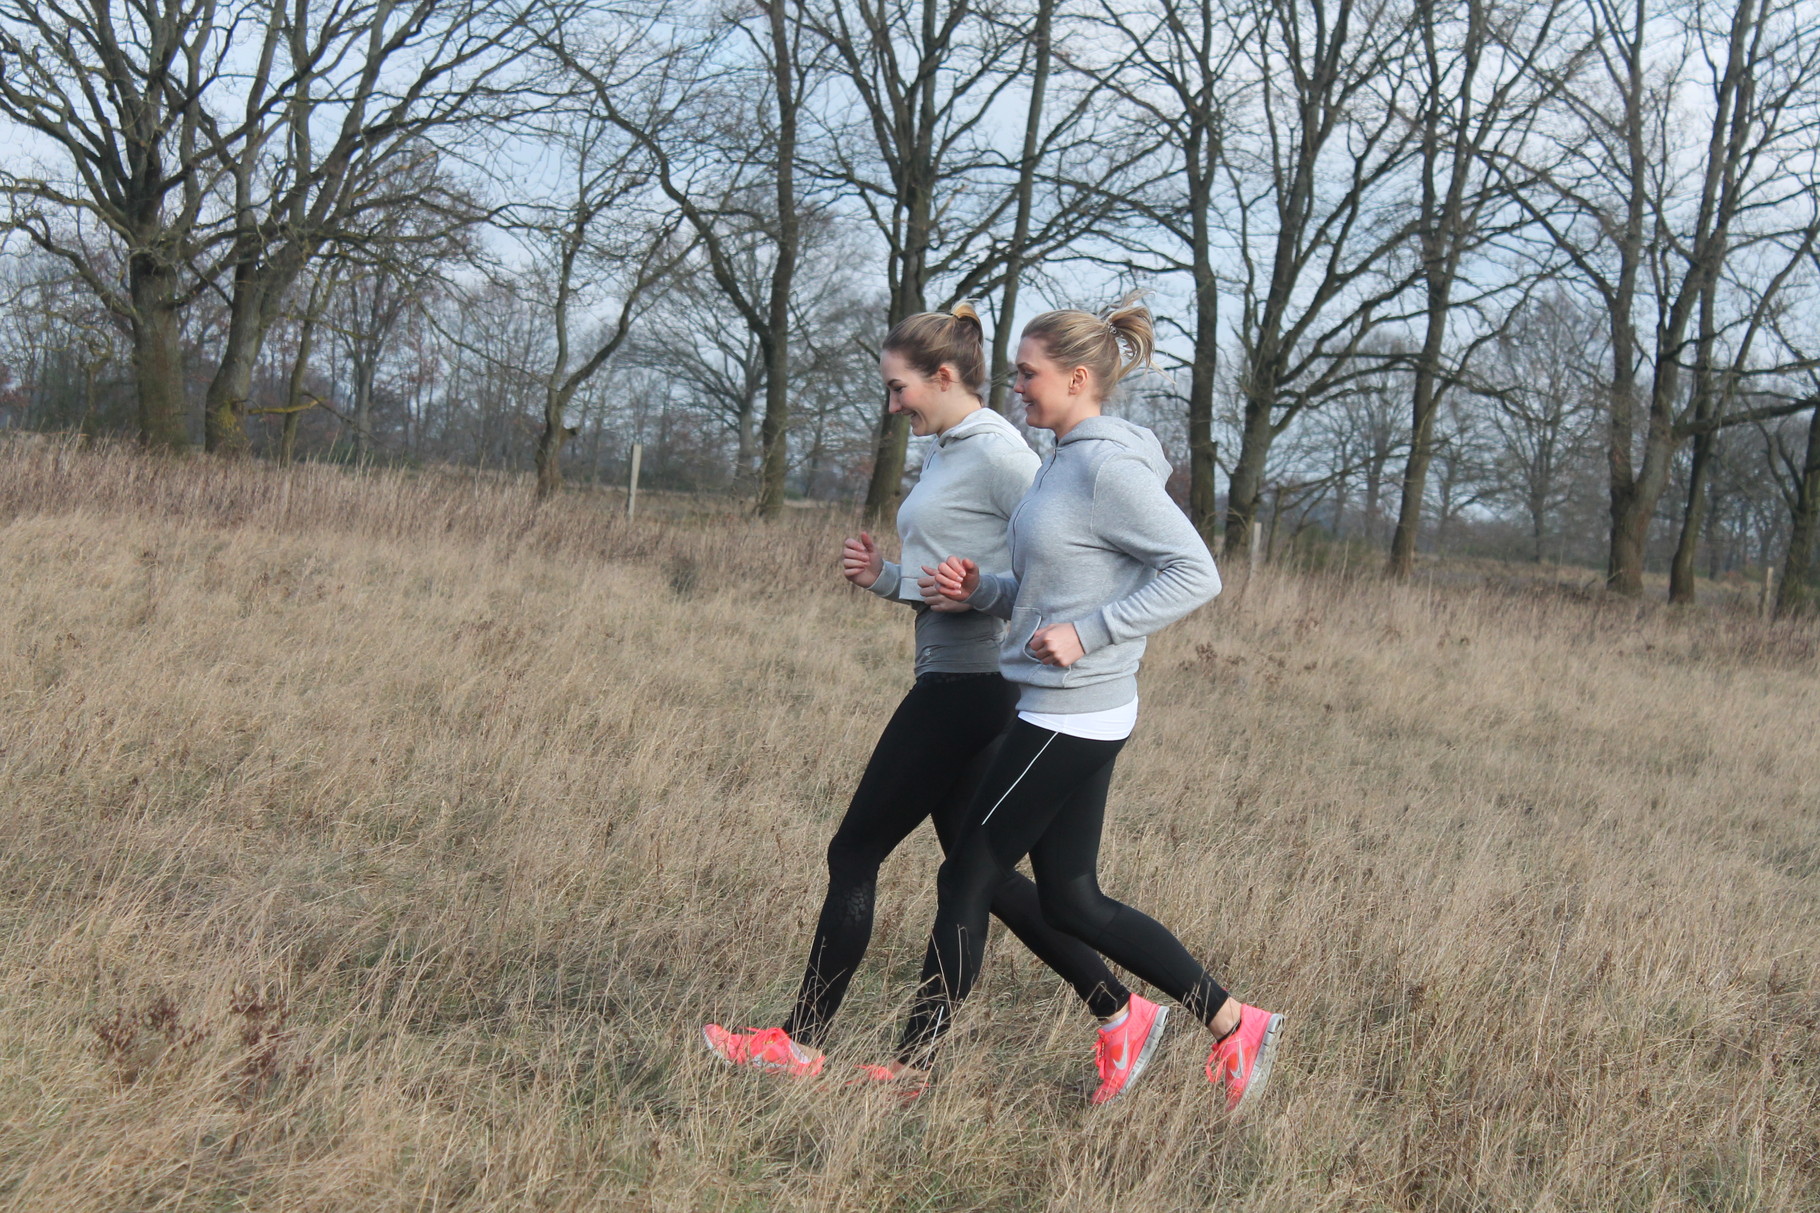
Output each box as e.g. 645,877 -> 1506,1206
1070,367 -> 1090,396
934,364 -> 955,392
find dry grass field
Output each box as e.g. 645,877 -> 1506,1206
0,441 -> 1815,1212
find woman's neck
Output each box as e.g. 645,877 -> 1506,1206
1049,402 -> 1103,440
932,397 -> 984,436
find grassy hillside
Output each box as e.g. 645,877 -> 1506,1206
1,442 -> 1815,1211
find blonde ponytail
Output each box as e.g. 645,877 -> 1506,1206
1021,291 -> 1155,397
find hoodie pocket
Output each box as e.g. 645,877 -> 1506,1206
1009,607 -> 1069,686
1010,607 -> 1044,659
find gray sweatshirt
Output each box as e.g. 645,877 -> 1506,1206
965,415 -> 1221,712
867,407 -> 1040,675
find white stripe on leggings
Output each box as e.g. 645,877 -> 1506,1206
977,730 -> 1059,827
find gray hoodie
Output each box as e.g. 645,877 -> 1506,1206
867,407 -> 1040,675
965,415 -> 1221,712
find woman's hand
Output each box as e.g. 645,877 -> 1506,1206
930,556 -> 979,602
918,567 -> 971,613
1027,622 -> 1084,667
842,532 -> 883,589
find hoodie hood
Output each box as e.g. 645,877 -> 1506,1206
1055,414 -> 1172,481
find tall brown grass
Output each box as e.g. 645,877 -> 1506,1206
0,440 -> 1814,1211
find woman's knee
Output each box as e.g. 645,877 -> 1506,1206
825,833 -> 883,884
935,848 -> 1007,907
1038,878 -> 1117,940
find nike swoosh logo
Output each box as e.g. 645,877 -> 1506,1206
1111,1039 -> 1131,1071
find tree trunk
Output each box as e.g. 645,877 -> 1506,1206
1529,481 -> 1547,563
278,306 -> 320,468
863,403 -> 905,514
1222,375 -> 1276,564
861,281 -> 924,521
1388,299 -> 1450,576
734,391 -> 759,492
203,266 -> 275,456
1669,430 -> 1715,604
1776,403 -> 1820,618
535,384 -> 577,501
987,0 -> 1055,416
1609,392 -> 1681,596
350,347 -> 377,464
128,255 -> 189,451
755,0 -> 799,519
203,346 -> 256,457
1669,276 -> 1723,603
1603,349 -> 1644,594
1186,137 -> 1219,545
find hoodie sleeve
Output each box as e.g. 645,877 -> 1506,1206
965,571 -> 1018,620
862,559 -> 923,607
1070,453 -> 1221,653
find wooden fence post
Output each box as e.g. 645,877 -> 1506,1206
626,442 -> 643,520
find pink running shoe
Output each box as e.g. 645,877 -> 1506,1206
1090,994 -> 1170,1105
848,1062 -> 929,1102
1205,1004 -> 1285,1116
701,1024 -> 824,1077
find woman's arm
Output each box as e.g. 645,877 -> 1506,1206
846,532 -> 921,607
928,556 -> 1018,620
1070,455 -> 1221,653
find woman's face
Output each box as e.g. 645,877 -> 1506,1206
1013,336 -> 1096,436
881,350 -> 961,438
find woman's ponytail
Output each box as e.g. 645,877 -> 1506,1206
1021,290 -> 1156,396
882,302 -> 988,395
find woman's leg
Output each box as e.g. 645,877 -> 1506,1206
1026,759 -> 1231,1029
781,675 -> 1005,1048
897,721 -> 1129,1062
930,741 -> 1129,1021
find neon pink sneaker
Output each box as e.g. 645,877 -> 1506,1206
1206,1004 -> 1284,1116
1090,994 -> 1170,1105
848,1062 -> 929,1102
701,1024 -> 824,1077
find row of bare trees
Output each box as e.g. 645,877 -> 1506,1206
2,0 -> 1819,609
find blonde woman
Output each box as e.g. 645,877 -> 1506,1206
869,300 -> 1284,1114
705,305 -> 1170,1105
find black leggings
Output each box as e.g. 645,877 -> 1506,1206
782,674 -> 1129,1048
898,720 -> 1230,1062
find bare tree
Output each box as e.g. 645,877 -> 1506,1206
1081,0 -> 1243,544
1500,0 -> 1820,595
808,0 -> 1129,517
802,0 -> 1019,516
1477,293 -> 1605,561
551,0 -> 812,516
0,0 -> 540,454
509,88 -> 693,498
627,272 -> 769,484
1217,0 -> 1424,566
1384,0 -> 1573,577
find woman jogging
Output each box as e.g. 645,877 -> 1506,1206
869,299 -> 1284,1114
703,304 -> 1171,1105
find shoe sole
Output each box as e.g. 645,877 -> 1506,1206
1093,1003 -> 1170,1105
702,1025 -> 739,1065
1230,1013 -> 1285,1119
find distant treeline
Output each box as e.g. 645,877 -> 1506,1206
0,0 -> 1816,609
